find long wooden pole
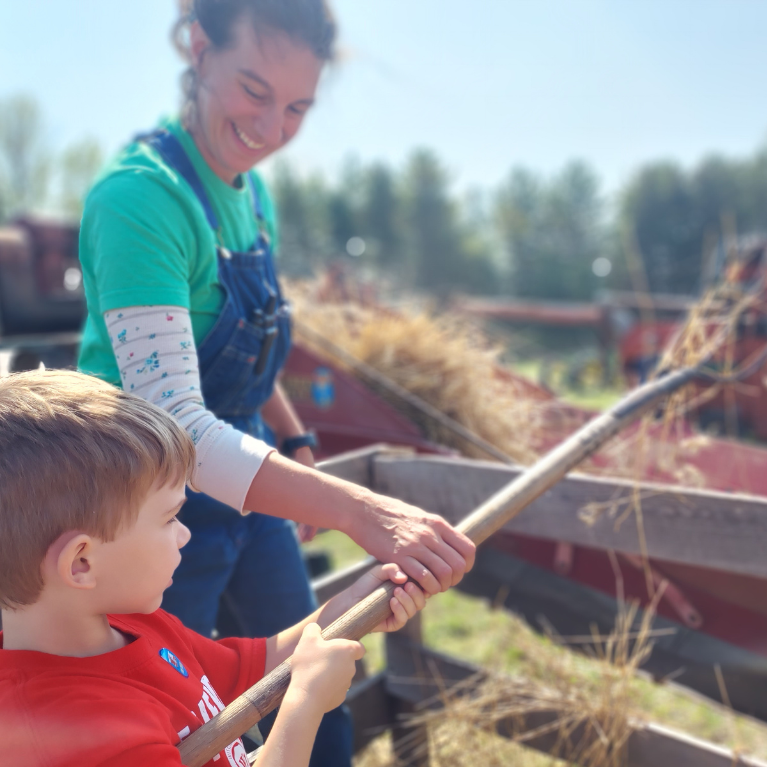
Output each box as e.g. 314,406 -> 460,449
179,365 -> 698,766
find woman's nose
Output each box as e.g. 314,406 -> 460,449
253,107 -> 285,147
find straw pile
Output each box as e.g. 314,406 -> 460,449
288,280 -> 594,466
285,276 -> 757,486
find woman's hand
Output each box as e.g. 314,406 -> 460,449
245,453 -> 477,597
347,564 -> 428,633
349,494 -> 476,597
292,446 -> 319,542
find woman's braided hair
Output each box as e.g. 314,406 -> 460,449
172,0 -> 336,110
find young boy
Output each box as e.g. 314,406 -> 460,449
0,369 -> 426,767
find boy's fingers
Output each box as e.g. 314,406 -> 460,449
381,563 -> 407,582
330,637 -> 366,656
389,597 -> 407,627
394,587 -> 417,617
302,622 -> 322,639
350,640 -> 366,661
405,582 -> 427,611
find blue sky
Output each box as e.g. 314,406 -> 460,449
3,1 -> 767,196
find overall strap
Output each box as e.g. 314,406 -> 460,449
141,130 -> 220,231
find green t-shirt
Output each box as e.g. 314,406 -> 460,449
78,117 -> 279,386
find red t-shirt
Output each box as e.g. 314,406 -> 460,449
0,609 -> 266,766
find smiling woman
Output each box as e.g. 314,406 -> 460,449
74,1 -> 476,766
172,0 -> 334,183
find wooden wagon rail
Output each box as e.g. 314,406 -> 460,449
310,557 -> 767,767
321,444 -> 767,580
310,445 -> 767,766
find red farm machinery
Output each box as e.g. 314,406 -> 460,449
5,219 -> 767,725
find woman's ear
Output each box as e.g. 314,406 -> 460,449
56,534 -> 97,590
188,20 -> 211,69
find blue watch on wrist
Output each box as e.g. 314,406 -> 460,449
280,431 -> 318,457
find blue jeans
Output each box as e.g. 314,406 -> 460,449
162,489 -> 353,767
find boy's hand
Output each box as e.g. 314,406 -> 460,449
289,623 -> 365,714
349,564 -> 428,633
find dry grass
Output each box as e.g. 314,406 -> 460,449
287,276 -> 761,490
288,283 -> 552,465
357,602 -> 657,767
349,596 -> 767,767
304,529 -> 767,766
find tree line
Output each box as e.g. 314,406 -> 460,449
272,147 -> 767,300
4,93 -> 767,301
0,95 -> 103,223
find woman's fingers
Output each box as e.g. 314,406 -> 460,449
399,555 -> 443,595
353,497 -> 476,592
432,519 -> 476,575
424,536 -> 468,588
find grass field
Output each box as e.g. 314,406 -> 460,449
508,357 -> 625,411
306,530 -> 767,765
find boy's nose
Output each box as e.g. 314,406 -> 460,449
177,521 -> 192,549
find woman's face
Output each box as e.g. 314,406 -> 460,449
190,19 -> 324,183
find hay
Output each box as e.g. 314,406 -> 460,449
286,277 -> 753,487
287,247 -> 767,493
289,280 -> 590,467
354,602 -> 662,767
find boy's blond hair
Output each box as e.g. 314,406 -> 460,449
0,369 -> 195,609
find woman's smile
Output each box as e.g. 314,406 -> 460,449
232,121 -> 265,152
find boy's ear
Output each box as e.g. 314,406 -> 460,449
56,534 -> 98,590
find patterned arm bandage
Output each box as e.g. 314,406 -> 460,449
106,306 -> 273,512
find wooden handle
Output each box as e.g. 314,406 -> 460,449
179,366 -> 696,766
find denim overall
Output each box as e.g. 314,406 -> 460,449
142,131 -> 353,766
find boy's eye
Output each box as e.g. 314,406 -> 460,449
167,515 -> 179,525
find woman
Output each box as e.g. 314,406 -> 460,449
78,1 -> 475,764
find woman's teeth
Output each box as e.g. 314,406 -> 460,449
233,123 -> 265,151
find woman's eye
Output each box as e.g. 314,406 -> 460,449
242,84 -> 267,101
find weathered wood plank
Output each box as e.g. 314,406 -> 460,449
386,615 -> 430,767
347,671 -> 395,754
373,454 -> 767,579
386,636 -> 767,767
628,722 -> 766,767
317,444 -> 413,488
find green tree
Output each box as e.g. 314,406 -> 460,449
623,162 -> 706,293
401,149 -> 500,295
0,95 -> 52,219
496,161 -> 604,300
402,149 -> 462,292
362,163 -> 402,267
59,137 -> 104,220
271,160 -> 322,275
